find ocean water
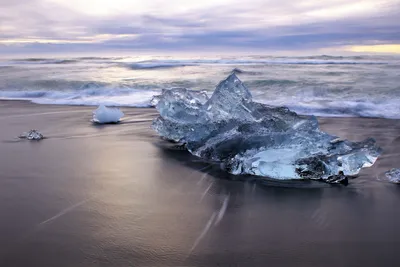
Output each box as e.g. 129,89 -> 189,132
0,55 -> 399,119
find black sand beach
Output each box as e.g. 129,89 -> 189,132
1,100 -> 400,267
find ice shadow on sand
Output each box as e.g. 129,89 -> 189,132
153,139 -> 340,190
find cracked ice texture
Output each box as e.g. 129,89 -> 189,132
152,73 -> 381,182
19,129 -> 44,140
385,168 -> 400,183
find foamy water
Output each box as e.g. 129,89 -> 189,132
0,55 -> 399,119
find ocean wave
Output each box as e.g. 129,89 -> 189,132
123,62 -> 194,70
295,55 -> 367,60
0,88 -> 159,107
13,58 -> 48,62
50,59 -> 79,64
229,68 -> 262,75
1,88 -> 399,119
120,59 -> 388,69
9,57 -> 118,65
76,56 -> 123,61
248,79 -> 297,86
11,58 -> 80,64
262,98 -> 400,119
3,80 -> 110,91
1,54 -> 399,119
6,56 -> 391,68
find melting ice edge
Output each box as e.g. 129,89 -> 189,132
151,73 -> 381,184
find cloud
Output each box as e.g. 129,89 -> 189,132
1,0 -> 400,54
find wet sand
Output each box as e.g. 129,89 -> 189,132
0,100 -> 400,267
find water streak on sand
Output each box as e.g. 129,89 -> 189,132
38,198 -> 92,226
190,194 -> 230,252
0,109 -> 92,120
196,167 -> 212,185
214,194 -> 230,226
189,212 -> 217,253
200,181 -> 214,202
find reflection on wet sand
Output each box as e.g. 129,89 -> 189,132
0,102 -> 399,266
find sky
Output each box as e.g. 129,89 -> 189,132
1,0 -> 400,55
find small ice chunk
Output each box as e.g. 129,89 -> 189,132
92,105 -> 124,124
385,168 -> 400,183
19,130 -> 44,140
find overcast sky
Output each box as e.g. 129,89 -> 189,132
1,0 -> 400,54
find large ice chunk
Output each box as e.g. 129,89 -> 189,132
92,105 -> 124,124
152,73 -> 381,183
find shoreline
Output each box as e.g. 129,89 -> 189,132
1,99 -> 400,266
1,99 -> 399,181
1,99 -> 399,121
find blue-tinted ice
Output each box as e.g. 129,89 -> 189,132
92,105 -> 124,124
19,129 -> 44,140
385,168 -> 400,183
152,73 -> 381,183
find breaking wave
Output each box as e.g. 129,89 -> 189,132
0,88 -> 158,107
0,87 -> 399,119
120,58 -> 388,69
12,58 -> 80,64
1,55 -> 399,119
4,56 -> 394,69
9,57 -> 120,65
265,98 -> 400,119
124,62 -> 194,70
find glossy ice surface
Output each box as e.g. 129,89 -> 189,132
152,73 -> 381,182
92,105 -> 124,124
